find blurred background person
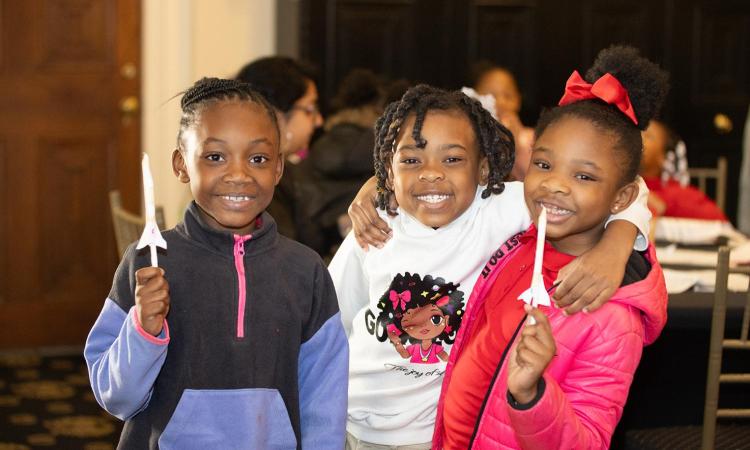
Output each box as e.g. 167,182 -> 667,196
641,119 -> 727,221
295,69 -> 408,258
470,62 -> 534,181
236,56 -> 324,239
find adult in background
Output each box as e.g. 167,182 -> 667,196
296,70 -> 407,258
470,62 -> 534,181
236,56 -> 323,239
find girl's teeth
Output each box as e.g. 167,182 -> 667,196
543,204 -> 572,214
224,195 -> 251,201
418,195 -> 449,203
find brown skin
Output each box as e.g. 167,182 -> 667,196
474,68 -> 533,181
281,80 -> 323,156
640,120 -> 667,180
640,120 -> 669,215
135,267 -> 170,336
507,305 -> 556,403
173,101 -> 283,235
509,117 -> 640,401
136,100 -> 283,337
524,117 -> 639,256
389,111 -> 489,228
348,120 -> 640,314
474,68 -> 522,120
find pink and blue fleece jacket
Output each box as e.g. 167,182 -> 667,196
85,203 -> 348,449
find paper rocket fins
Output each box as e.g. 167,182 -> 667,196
517,281 -> 551,308
137,153 -> 166,267
517,206 -> 548,324
137,221 -> 167,250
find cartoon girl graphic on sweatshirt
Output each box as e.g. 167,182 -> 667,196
376,272 -> 465,364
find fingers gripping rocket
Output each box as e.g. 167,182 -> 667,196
517,206 -> 549,325
136,153 -> 167,267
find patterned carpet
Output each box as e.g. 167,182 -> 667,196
0,350 -> 122,449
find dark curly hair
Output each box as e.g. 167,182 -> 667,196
176,77 -> 280,150
376,272 -> 465,346
373,84 -> 515,215
235,56 -> 317,113
535,45 -> 670,185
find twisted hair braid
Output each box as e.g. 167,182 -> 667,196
373,84 -> 515,215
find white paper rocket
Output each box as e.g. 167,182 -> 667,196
517,206 -> 550,324
136,153 -> 167,267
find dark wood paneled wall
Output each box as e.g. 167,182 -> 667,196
300,0 -> 749,222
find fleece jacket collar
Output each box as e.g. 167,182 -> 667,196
174,201 -> 279,258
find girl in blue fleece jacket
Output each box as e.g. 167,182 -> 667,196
85,78 -> 348,450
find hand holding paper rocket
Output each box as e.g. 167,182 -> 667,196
136,153 -> 167,267
517,206 -> 550,324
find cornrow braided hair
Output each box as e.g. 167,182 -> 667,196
176,77 -> 280,149
373,84 -> 515,215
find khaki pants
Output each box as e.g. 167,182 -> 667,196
345,432 -> 432,450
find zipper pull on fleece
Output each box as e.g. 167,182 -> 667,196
233,234 -> 251,339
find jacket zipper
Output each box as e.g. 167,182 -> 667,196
233,234 -> 252,339
467,315 -> 527,449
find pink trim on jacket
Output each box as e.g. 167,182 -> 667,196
233,234 -> 253,339
132,307 -> 170,345
433,243 -> 668,450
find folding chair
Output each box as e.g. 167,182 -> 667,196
689,156 -> 728,213
625,247 -> 750,449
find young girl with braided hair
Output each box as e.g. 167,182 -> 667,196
85,77 -> 347,449
433,45 -> 669,450
329,84 -> 652,449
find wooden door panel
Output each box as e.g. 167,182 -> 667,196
0,0 -> 140,348
38,137 -> 114,299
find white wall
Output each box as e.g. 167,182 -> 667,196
142,0 -> 276,227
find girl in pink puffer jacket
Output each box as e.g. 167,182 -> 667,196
433,45 -> 669,450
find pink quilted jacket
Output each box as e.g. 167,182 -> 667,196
432,243 -> 668,450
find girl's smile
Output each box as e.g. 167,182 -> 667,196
390,110 -> 488,228
524,116 -> 637,255
534,200 -> 575,224
174,101 -> 283,236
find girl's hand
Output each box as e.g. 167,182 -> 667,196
507,305 -> 556,404
553,220 -> 635,314
134,267 -> 170,336
348,176 -> 393,250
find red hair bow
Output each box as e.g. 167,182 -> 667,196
558,71 -> 638,125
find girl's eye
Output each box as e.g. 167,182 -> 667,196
205,153 -> 224,162
250,155 -> 269,164
576,173 -> 596,181
533,160 -> 550,170
430,315 -> 444,325
444,157 -> 463,164
401,158 -> 419,164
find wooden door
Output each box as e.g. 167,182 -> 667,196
0,0 -> 141,348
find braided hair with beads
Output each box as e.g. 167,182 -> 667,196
176,77 -> 280,150
373,84 -> 515,215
